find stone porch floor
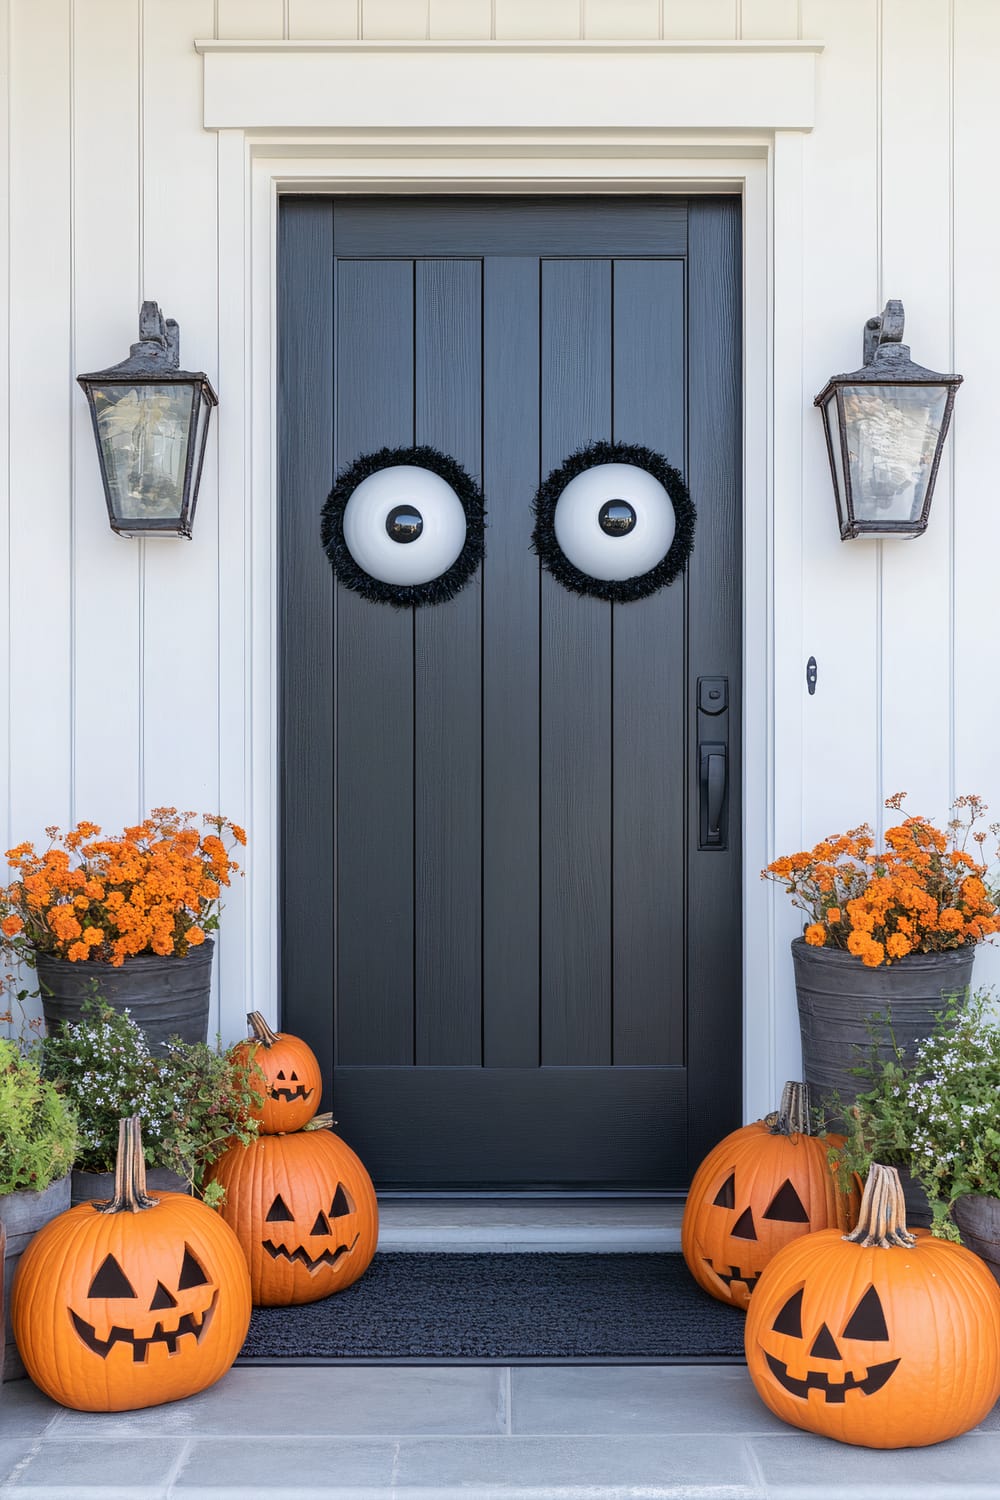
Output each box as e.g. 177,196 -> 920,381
4,1200 -> 1000,1497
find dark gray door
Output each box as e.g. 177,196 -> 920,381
279,196 -> 741,1191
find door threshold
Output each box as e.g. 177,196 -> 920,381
377,1196 -> 684,1253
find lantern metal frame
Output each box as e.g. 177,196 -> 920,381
77,301 -> 219,539
813,299 -> 963,540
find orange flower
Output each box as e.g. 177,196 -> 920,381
186,926 -> 206,946
826,907 -> 842,924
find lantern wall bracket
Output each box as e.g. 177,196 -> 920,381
863,299 -> 906,366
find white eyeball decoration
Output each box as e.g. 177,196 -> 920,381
322,446 -> 485,608
532,440 -> 695,603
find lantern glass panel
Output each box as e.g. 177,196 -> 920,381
91,382 -> 195,524
821,394 -> 847,518
841,382 -> 949,525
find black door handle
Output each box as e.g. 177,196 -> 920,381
699,741 -> 727,849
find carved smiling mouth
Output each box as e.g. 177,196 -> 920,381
70,1288 -> 219,1363
269,1084 -> 314,1102
765,1352 -> 900,1403
705,1260 -> 762,1294
262,1232 -> 360,1273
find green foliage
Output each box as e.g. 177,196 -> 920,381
43,998 -> 263,1198
833,991 -> 1000,1239
0,1038 -> 78,1194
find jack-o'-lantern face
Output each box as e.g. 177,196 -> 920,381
269,1069 -> 313,1107
262,1183 -> 360,1274
680,1113 -> 857,1311
70,1243 -> 219,1364
760,1282 -> 899,1405
235,1013 -> 323,1134
207,1127 -> 379,1306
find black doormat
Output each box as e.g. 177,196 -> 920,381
237,1253 -> 747,1365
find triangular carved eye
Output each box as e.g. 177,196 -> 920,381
88,1254 -> 136,1298
763,1179 -> 809,1223
276,1070 -> 286,1080
772,1287 -> 803,1337
713,1173 -> 736,1208
265,1194 -> 294,1223
150,1280 -> 178,1310
331,1184 -> 355,1217
311,1211 -> 331,1236
843,1285 -> 890,1341
178,1246 -> 210,1290
731,1207 -> 757,1241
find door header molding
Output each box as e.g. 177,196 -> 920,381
197,39 -> 821,133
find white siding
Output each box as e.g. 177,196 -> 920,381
4,0 -> 1000,1040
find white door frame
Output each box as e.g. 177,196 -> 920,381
201,41 -> 820,1122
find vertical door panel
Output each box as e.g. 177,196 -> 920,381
336,258 -> 416,1066
414,259 -> 484,1065
482,257 -> 542,1069
611,258 -> 687,1066
540,259 -> 613,1067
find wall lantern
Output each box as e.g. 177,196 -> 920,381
814,300 -> 962,539
77,301 -> 218,539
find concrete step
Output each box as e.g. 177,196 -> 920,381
376,1196 -> 684,1252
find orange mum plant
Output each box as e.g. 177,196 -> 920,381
0,809 -> 246,967
762,794 -> 1000,968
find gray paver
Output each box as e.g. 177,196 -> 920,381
172,1436 -> 397,1496
393,1433 -> 762,1497
0,1382 -> 64,1438
512,1364 -> 787,1435
0,1436 -> 183,1496
0,1441 -> 39,1487
51,1364 -> 506,1437
750,1429 -> 1000,1497
378,1198 -> 683,1252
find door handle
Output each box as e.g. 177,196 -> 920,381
699,741 -> 727,849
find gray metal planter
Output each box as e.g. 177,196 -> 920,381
791,937 -> 973,1131
0,1174 -> 71,1380
953,1195 -> 1000,1284
71,1166 -> 189,1206
35,939 -> 214,1053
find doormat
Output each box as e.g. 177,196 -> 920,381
237,1253 -> 747,1365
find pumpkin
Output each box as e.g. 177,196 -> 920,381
205,1125 -> 378,1305
681,1081 -> 858,1309
10,1117 -> 251,1412
234,1011 -> 322,1134
746,1163 -> 1000,1448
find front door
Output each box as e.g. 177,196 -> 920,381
279,195 -> 742,1190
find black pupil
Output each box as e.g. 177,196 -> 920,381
386,505 -> 423,543
599,499 -> 636,536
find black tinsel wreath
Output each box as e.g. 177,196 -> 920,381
321,444 -> 486,608
531,439 -> 695,604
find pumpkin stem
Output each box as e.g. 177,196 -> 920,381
766,1080 -> 812,1137
302,1111 -> 336,1132
246,1010 -> 281,1047
95,1116 -> 159,1215
843,1162 -> 917,1248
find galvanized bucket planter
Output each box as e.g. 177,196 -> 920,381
34,939 -> 214,1054
791,937 -> 973,1132
954,1195 -> 1000,1285
0,1174 -> 71,1381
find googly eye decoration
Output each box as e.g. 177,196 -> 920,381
321,445 -> 486,608
531,440 -> 695,604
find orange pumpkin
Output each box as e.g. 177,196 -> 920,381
234,1011 -> 322,1134
746,1163 -> 1000,1448
11,1117 -> 251,1412
681,1081 -> 858,1309
206,1126 -> 378,1305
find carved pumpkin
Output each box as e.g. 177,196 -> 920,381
746,1163 -> 1000,1448
234,1011 -> 322,1134
10,1117 -> 251,1412
206,1126 -> 378,1305
681,1081 -> 858,1309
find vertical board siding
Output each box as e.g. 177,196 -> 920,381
70,0 -> 142,831
0,0 -> 9,926
540,259 -> 612,1066
289,0 -> 360,38
799,0 -> 881,845
216,0 -> 284,38
952,0 -> 1000,994
413,258 -> 483,1066
8,0 -> 74,851
363,0 -> 429,38
662,0 -> 736,39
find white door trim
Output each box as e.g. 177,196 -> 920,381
210,112 -> 812,1122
